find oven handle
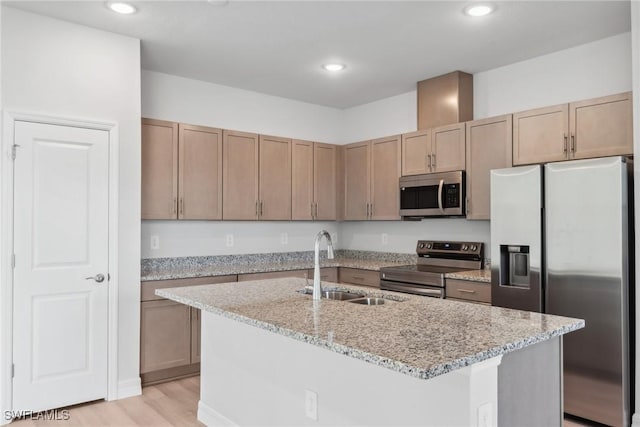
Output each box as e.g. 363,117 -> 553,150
380,280 -> 444,298
437,179 -> 445,213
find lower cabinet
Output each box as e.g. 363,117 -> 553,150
140,275 -> 236,385
308,267 -> 339,282
338,268 -> 380,288
445,279 -> 491,304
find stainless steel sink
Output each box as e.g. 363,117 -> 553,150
347,297 -> 386,306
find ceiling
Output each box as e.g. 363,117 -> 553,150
5,1 -> 631,109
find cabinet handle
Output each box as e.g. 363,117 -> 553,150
427,154 -> 432,171
458,289 -> 476,294
570,133 -> 575,153
366,203 -> 369,218
311,203 -> 315,219
563,133 -> 568,154
315,203 -> 318,218
255,201 -> 259,218
260,200 -> 263,217
173,197 -> 177,215
466,197 -> 470,216
179,198 -> 184,215
432,153 -> 436,170
370,203 -> 374,218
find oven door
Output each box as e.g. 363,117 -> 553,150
380,279 -> 444,298
399,171 -> 464,217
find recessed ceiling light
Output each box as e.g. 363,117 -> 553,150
464,4 -> 494,17
323,64 -> 346,72
107,2 -> 137,15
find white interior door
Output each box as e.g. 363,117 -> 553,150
12,121 -> 109,412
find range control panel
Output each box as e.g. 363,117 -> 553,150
416,240 -> 484,258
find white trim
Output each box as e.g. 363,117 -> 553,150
197,400 -> 238,427
116,378 -> 141,400
0,111 -> 121,414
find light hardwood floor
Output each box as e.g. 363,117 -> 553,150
9,374 -> 598,426
11,376 -> 202,427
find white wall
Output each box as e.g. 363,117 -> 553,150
142,221 -> 339,258
142,70 -> 341,143
1,6 -> 142,402
474,32 -> 632,119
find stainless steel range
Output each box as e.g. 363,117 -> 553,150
379,240 -> 484,298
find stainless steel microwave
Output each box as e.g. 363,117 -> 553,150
399,171 -> 465,218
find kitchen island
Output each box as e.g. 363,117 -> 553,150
158,278 -> 583,426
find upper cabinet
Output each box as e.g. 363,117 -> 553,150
513,92 -> 632,166
466,115 -> 513,220
222,130 -> 259,220
344,136 -> 401,220
259,135 -> 292,220
142,119 -> 222,220
401,123 -> 465,176
291,141 -> 337,221
223,132 -> 292,220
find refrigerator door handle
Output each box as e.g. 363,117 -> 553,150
437,179 -> 444,213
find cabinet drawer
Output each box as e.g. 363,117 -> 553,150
308,267 -> 338,283
339,268 -> 380,288
445,279 -> 491,303
141,275 -> 237,302
238,269 -> 308,281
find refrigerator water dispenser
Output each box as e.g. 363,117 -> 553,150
500,245 -> 530,288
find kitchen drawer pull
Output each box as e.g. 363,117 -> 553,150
179,198 -> 184,215
457,289 -> 476,294
570,133 -> 575,153
427,154 -> 432,171
563,133 -> 568,153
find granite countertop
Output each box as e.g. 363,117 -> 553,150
141,250 -> 416,281
444,269 -> 491,283
157,278 -> 583,381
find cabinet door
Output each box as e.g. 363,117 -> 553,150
466,115 -> 513,220
570,92 -> 633,160
513,104 -> 568,165
140,300 -> 191,374
431,123 -> 466,172
338,268 -> 380,288
223,130 -> 259,220
314,143 -> 337,220
141,119 -> 178,219
370,135 -> 401,220
190,308 -> 201,364
291,139 -> 314,220
259,135 -> 292,220
343,141 -> 371,220
178,124 -> 223,220
401,130 -> 431,176
237,270 -> 309,281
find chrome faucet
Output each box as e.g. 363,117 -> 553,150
313,230 -> 335,300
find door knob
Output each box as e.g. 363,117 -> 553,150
85,274 -> 105,283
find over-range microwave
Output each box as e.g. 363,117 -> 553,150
399,171 -> 465,218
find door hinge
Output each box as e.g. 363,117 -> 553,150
11,144 -> 20,160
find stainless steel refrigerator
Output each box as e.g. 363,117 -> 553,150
490,156 -> 633,427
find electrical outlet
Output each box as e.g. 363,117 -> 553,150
150,235 -> 160,250
225,234 -> 234,247
305,389 -> 318,421
381,233 -> 388,245
280,232 -> 288,245
477,402 -> 493,427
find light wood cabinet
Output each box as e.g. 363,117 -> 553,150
223,130 -> 260,220
466,114 -> 513,220
401,124 -> 465,176
238,270 -> 309,281
259,135 -> 292,220
513,92 -> 632,166
308,267 -> 339,283
140,275 -> 237,385
141,119 -> 178,219
142,119 -> 222,220
338,268 -> 380,288
291,140 -> 337,220
445,279 -> 491,304
344,136 -> 400,220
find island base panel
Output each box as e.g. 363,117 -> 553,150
197,311 -> 501,426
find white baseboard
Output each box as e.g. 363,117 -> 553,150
632,413 -> 640,427
116,377 -> 141,400
197,400 -> 237,427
